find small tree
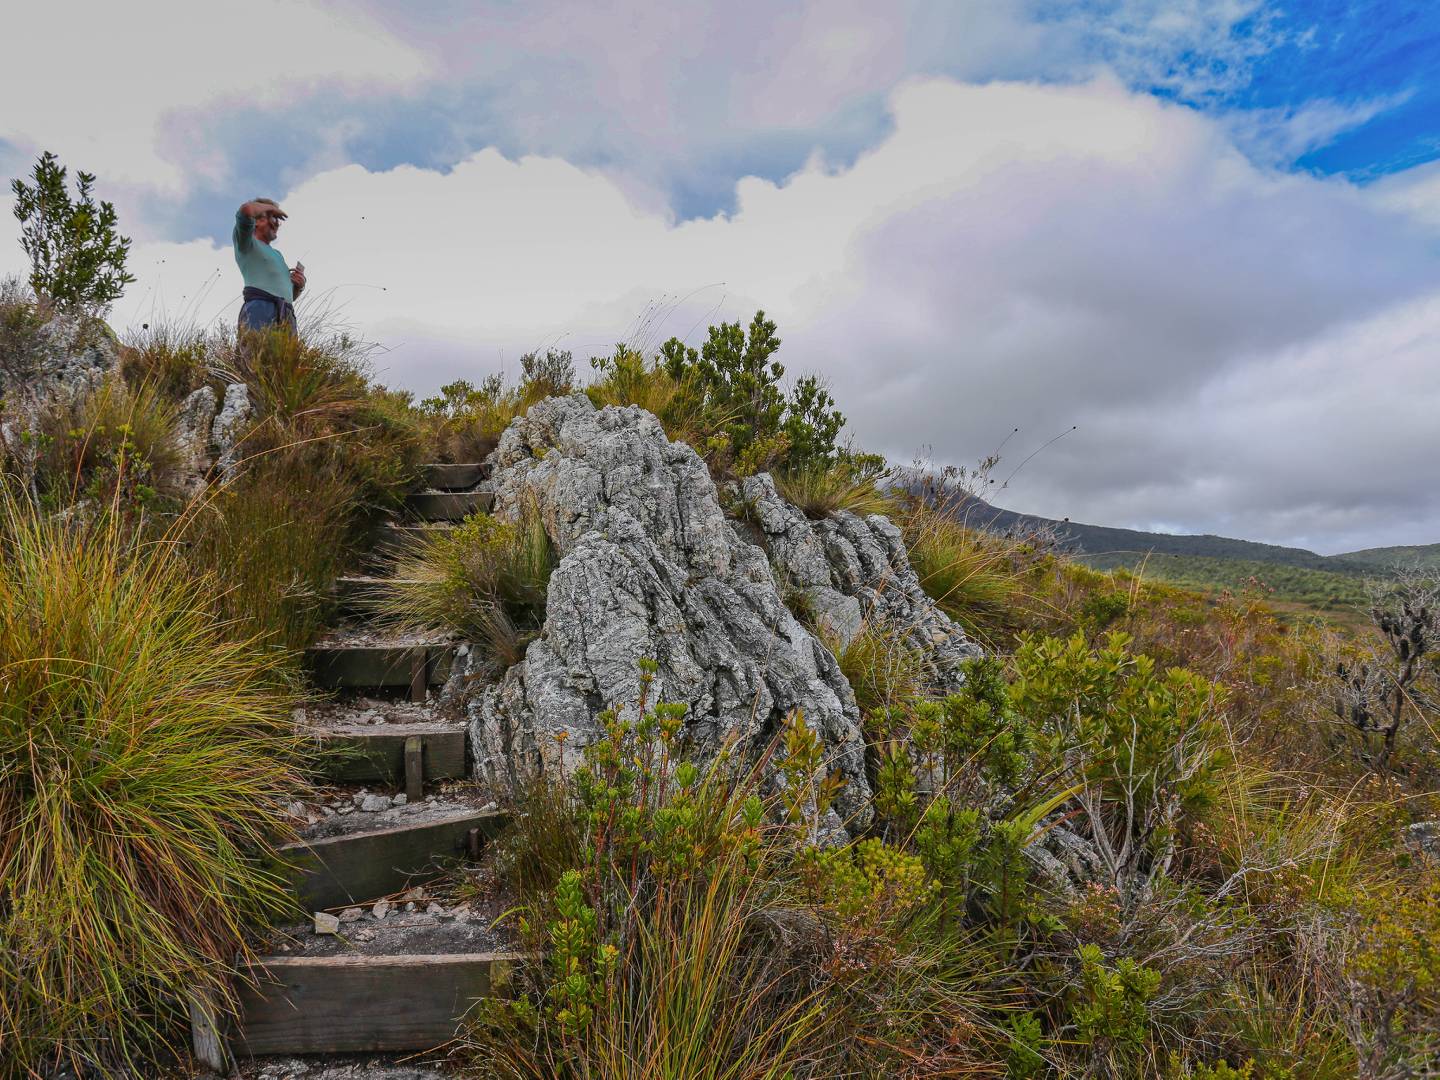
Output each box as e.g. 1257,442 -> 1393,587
11,151 -> 134,313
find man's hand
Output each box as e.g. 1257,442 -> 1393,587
290,267 -> 307,294
242,200 -> 286,221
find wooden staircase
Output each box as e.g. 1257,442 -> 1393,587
192,462 -> 523,1073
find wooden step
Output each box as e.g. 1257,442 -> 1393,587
406,489 -> 493,522
376,522 -> 456,553
230,951 -> 522,1055
280,807 -> 508,911
305,642 -> 455,698
307,721 -> 467,787
422,462 -> 486,491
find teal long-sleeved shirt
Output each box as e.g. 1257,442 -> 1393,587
233,208 -> 294,301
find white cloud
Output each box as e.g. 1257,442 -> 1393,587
0,0 -> 428,205
8,75 -> 1439,551
1372,159 -> 1440,230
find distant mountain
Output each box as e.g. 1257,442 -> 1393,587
946,496 -> 1373,576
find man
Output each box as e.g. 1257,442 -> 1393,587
233,198 -> 306,334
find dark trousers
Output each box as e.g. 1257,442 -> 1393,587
238,286 -> 297,335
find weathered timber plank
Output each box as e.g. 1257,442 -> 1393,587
187,989 -> 231,1072
421,463 -> 485,490
375,523 -> 455,555
305,645 -> 454,690
281,810 -> 509,910
406,490 -> 494,522
233,952 -> 523,1054
404,736 -> 424,803
306,724 -> 466,784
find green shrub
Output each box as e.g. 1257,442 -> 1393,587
0,486 -> 301,1077
10,151 -> 133,313
1014,632 -> 1225,909
1071,943 -> 1163,1072
586,345 -> 715,450
419,375 -> 525,464
654,312 -> 848,476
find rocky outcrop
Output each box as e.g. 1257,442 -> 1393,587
463,393 -> 874,837
0,312 -> 119,412
173,385 -> 218,494
736,473 -> 982,684
211,382 -> 252,474
0,313 -> 120,479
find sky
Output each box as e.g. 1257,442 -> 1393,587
2,1 -> 1438,555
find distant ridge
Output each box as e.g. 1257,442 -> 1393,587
947,496 -> 1390,576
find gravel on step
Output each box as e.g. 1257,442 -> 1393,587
309,625 -> 457,650
235,1055 -> 450,1079
287,790 -> 500,841
294,696 -> 462,729
263,901 -> 509,959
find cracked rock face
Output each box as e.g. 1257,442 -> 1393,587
464,393 -> 872,836
173,385 -> 218,494
737,472 -> 982,686
211,382 -> 252,473
0,313 -> 119,409
0,314 -> 120,476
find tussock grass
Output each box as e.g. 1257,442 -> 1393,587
829,619 -> 929,720
120,322 -> 213,399
375,507 -> 555,674
903,506 -> 1027,646
0,485 -> 303,1078
772,461 -> 894,520
186,452 -> 361,650
221,325 -> 370,431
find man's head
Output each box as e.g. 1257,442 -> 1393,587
253,197 -> 286,243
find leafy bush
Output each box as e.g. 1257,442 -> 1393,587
10,151 -> 134,312
32,376 -> 183,513
0,486 -> 301,1077
654,312 -> 848,476
586,345 -> 715,449
468,665 -> 1010,1077
519,347 -> 576,398
1015,632 -> 1225,909
419,376 -> 525,464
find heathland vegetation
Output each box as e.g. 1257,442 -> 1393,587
2,156 -> 1438,1078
